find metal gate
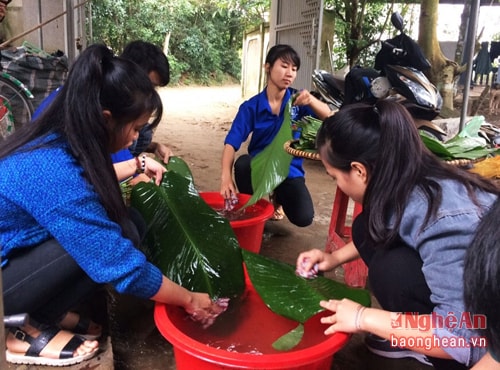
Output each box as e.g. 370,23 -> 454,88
269,0 -> 324,90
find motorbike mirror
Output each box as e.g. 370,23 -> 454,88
391,12 -> 405,33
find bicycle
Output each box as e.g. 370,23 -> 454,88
0,68 -> 34,138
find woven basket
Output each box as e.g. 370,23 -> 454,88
285,140 -> 487,168
445,157 -> 485,168
284,140 -> 320,161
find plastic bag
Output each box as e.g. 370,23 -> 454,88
0,96 -> 14,138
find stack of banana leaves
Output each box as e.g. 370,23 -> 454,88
292,115 -> 500,163
291,116 -> 323,152
419,116 -> 500,161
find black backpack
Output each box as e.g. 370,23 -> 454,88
343,66 -> 380,105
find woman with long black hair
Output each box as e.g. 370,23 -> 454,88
0,44 -> 224,366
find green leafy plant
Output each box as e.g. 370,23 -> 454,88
292,115 -> 323,152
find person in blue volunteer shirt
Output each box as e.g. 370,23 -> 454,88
33,41 -> 173,185
220,44 -> 332,225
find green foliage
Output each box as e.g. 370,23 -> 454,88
88,0 -> 264,84
324,0 -> 415,69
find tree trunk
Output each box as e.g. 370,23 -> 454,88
418,0 -> 463,116
319,10 -> 336,71
163,32 -> 171,55
454,1 -> 470,64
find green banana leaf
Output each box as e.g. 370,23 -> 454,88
130,167 -> 245,299
293,115 -> 323,152
165,155 -> 194,182
243,100 -> 294,208
272,323 -> 304,351
420,116 -> 500,160
242,249 -> 371,323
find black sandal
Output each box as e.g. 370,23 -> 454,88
58,312 -> 102,340
6,326 -> 98,366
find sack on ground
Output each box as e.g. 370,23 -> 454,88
0,45 -> 68,110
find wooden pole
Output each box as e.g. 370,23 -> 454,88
460,0 -> 481,130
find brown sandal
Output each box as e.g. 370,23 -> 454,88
269,192 -> 285,221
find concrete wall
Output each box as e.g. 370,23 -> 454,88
241,23 -> 269,99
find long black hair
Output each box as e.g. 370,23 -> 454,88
317,100 -> 499,246
0,44 -> 163,241
464,197 -> 500,358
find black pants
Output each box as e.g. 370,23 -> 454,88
234,154 -> 314,227
352,212 -> 468,370
2,207 -> 145,326
2,239 -> 99,325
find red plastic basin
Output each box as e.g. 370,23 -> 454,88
199,192 -> 274,253
154,267 -> 349,370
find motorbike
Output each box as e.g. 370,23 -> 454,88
313,12 -> 446,139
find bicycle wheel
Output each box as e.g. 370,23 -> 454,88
0,73 -> 34,135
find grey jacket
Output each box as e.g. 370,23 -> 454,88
397,179 -> 497,366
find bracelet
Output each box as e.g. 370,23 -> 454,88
134,155 -> 146,174
354,305 -> 367,331
140,154 -> 146,173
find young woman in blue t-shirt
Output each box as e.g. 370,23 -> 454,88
220,44 -> 332,226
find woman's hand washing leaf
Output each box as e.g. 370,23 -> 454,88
242,249 -> 371,323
